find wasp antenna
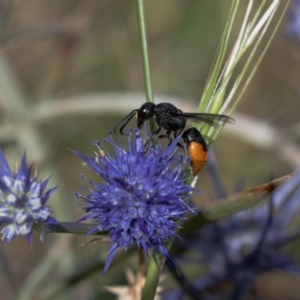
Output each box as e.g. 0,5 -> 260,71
227,116 -> 236,124
113,109 -> 138,135
119,110 -> 138,135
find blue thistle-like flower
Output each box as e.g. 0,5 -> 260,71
0,150 -> 58,244
286,0 -> 300,41
73,129 -> 198,273
172,158 -> 300,300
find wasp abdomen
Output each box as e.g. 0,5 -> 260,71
188,141 -> 209,175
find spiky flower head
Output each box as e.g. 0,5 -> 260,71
74,129 -> 198,273
0,150 -> 58,244
179,169 -> 300,299
286,0 -> 300,41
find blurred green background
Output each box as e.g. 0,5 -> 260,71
1,0 -> 300,299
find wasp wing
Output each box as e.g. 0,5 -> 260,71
173,112 -> 235,128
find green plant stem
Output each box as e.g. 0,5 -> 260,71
198,0 -> 239,113
43,222 -> 107,235
141,254 -> 162,300
165,259 -> 203,300
136,0 -> 153,103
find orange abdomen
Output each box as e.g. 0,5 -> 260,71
188,142 -> 209,175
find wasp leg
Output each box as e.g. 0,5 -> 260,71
155,129 -> 170,140
175,141 -> 184,149
155,131 -> 184,149
152,126 -> 162,135
143,138 -> 151,154
157,134 -> 168,139
167,132 -> 184,149
166,139 -> 185,151
168,139 -> 184,149
183,143 -> 188,156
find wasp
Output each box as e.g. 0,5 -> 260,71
113,102 -> 234,139
113,102 -> 235,175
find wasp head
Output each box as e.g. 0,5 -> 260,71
137,102 -> 155,129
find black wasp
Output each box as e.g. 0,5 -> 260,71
113,102 -> 235,175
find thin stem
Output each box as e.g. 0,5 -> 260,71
165,259 -> 204,300
138,248 -> 146,278
135,0 -> 153,103
136,249 -> 146,300
43,222 -> 108,235
141,254 -> 162,300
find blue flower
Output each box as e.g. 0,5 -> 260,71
286,0 -> 300,41
73,129 -> 198,273
174,158 -> 300,299
0,150 -> 58,243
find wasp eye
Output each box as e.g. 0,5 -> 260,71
137,105 -> 153,129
